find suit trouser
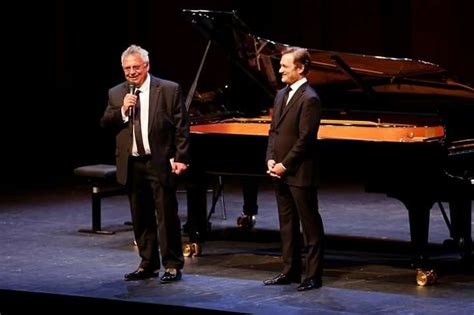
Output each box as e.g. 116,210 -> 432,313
274,181 -> 324,279
128,156 -> 184,270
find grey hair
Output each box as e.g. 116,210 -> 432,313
121,44 -> 149,65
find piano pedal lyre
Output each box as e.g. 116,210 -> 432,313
416,268 -> 438,286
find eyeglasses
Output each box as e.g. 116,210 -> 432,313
122,63 -> 147,73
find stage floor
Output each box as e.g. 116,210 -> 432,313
0,176 -> 473,314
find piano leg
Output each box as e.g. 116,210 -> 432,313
398,197 -> 435,267
398,196 -> 441,285
182,168 -> 210,256
237,177 -> 259,229
448,193 -> 472,261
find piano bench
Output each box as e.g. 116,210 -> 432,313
74,164 -> 127,235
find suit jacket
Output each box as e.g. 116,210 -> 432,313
100,75 -> 190,187
266,82 -> 321,187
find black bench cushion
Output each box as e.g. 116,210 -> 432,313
74,164 -> 117,179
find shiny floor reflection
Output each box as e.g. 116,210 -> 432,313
0,177 -> 472,314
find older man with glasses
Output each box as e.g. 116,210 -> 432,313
101,44 -> 190,283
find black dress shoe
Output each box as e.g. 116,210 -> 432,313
263,273 -> 301,285
160,269 -> 182,283
297,277 -> 322,291
124,268 -> 158,281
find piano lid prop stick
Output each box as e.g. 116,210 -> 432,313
185,40 -> 212,111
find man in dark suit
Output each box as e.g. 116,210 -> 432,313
101,44 -> 190,283
264,47 -> 324,291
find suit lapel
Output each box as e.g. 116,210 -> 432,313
276,84 -> 305,126
148,77 -> 161,132
275,90 -> 286,119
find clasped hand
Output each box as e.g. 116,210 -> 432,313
267,159 -> 284,178
172,161 -> 188,175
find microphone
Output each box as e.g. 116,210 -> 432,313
128,83 -> 136,118
128,83 -> 136,95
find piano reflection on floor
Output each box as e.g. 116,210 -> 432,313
182,9 -> 473,268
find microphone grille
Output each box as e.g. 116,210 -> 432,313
128,82 -> 136,93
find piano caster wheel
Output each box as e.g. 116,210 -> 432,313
183,244 -> 193,257
183,242 -> 202,257
192,242 -> 202,256
237,214 -> 256,229
416,269 -> 438,286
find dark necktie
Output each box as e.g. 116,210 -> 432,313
280,86 -> 291,117
133,90 -> 146,156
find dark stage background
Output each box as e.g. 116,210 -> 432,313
9,0 -> 473,189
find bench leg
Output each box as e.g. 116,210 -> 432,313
78,186 -> 115,235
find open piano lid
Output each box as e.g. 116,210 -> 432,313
183,9 -> 474,112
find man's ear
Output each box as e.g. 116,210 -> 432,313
297,65 -> 305,75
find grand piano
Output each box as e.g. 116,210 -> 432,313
182,9 -> 474,269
